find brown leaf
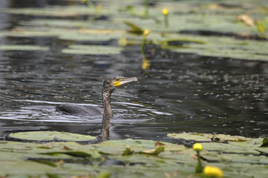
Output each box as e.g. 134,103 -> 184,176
62,146 -> 72,150
155,141 -> 166,148
191,154 -> 198,160
236,14 -> 254,26
56,160 -> 64,168
207,3 -> 221,10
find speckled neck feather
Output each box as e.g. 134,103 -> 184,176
102,79 -> 115,120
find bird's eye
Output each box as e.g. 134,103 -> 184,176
116,78 -> 119,81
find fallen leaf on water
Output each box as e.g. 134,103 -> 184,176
155,141 -> 166,148
236,14 -> 254,26
207,3 -> 221,10
55,160 -> 64,168
62,146 -> 72,150
138,146 -> 165,155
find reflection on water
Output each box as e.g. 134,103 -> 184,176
0,0 -> 268,143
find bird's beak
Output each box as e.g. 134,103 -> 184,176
114,77 -> 138,87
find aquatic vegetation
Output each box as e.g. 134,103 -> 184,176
193,142 -> 203,151
255,17 -> 268,35
203,165 -> 223,178
0,0 -> 268,177
142,57 -> 151,70
144,0 -> 149,17
0,134 -> 267,177
81,0 -> 102,17
141,29 -> 151,54
261,137 -> 268,147
8,131 -> 96,141
193,143 -> 203,173
0,45 -> 49,51
236,14 -> 255,26
1,0 -> 267,60
162,8 -> 169,28
62,45 -> 123,55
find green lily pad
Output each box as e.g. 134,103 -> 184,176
1,5 -> 105,17
41,151 -> 92,157
8,131 -> 96,142
62,45 -> 123,55
1,137 -> 268,178
0,45 -> 49,51
137,146 -> 165,155
167,132 -> 251,142
0,161 -> 58,175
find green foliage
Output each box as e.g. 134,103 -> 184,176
9,131 -> 96,142
256,17 -> 268,34
0,45 -> 49,51
124,21 -> 144,34
0,135 -> 267,177
261,137 -> 268,147
168,132 -> 251,142
62,45 -> 123,55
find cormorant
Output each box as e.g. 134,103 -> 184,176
56,76 -> 138,119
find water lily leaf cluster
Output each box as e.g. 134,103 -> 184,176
0,131 -> 267,178
0,0 -> 267,59
167,132 -> 252,142
8,131 -> 96,142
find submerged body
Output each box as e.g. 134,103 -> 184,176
56,104 -> 102,116
56,77 -> 138,119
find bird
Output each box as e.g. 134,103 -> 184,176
56,76 -> 138,119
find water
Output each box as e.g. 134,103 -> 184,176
0,0 -> 267,143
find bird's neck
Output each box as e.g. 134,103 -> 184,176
102,91 -> 113,119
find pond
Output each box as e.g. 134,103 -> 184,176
1,1 -> 268,177
0,0 -> 267,145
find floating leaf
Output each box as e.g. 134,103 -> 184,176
138,146 -> 165,155
46,173 -> 62,178
30,160 -> 57,167
62,45 -> 123,55
41,151 -> 92,157
2,161 -> 58,175
2,5 -> 104,17
0,45 -> 49,51
91,148 -> 102,161
8,131 -> 96,142
167,132 -> 251,142
97,172 -> 111,178
236,14 -> 254,26
155,141 -> 166,147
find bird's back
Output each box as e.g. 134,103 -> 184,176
56,104 -> 102,116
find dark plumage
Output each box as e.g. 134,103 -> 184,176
56,76 -> 138,119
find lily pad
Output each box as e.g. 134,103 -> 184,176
8,131 -> 96,142
167,132 -> 251,142
137,146 -> 165,155
62,45 -> 123,55
0,45 -> 49,51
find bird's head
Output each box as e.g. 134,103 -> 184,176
103,76 -> 138,93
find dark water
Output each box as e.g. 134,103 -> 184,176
0,0 -> 267,143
